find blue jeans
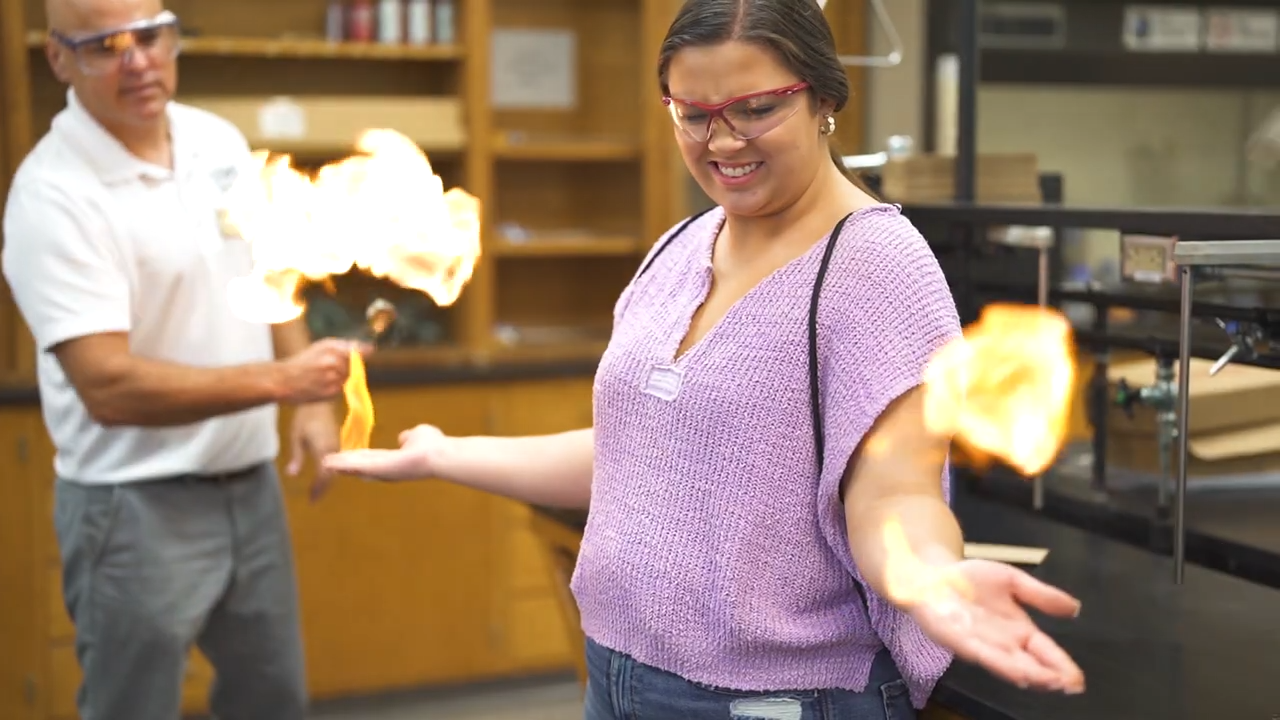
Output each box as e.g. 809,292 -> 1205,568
583,638 -> 917,720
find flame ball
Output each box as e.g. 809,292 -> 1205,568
922,304 -> 1077,477
219,128 -> 483,325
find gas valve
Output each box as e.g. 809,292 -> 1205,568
1112,355 -> 1179,512
1114,372 -> 1176,419
1210,319 -> 1268,376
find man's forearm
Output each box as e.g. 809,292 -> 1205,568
846,493 -> 965,607
86,355 -> 286,427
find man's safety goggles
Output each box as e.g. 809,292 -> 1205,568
49,10 -> 181,76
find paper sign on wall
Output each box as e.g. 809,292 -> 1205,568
490,28 -> 577,110
257,97 -> 307,139
1123,5 -> 1203,52
1205,8 -> 1278,54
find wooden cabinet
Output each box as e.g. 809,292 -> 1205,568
0,375 -> 594,718
280,383 -> 498,698
0,406 -> 46,720
484,379 -> 595,674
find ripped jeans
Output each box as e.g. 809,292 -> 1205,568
583,638 -> 917,720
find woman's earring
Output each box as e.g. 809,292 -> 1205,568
821,114 -> 836,136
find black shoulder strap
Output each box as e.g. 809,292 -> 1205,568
634,206 -> 717,281
807,212 -> 873,615
808,212 -> 853,478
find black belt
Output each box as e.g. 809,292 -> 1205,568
186,462 -> 265,483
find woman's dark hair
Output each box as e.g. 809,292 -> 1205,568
657,0 -> 871,191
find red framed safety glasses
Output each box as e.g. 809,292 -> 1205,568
662,81 -> 810,143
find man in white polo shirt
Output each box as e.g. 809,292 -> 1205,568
1,0 -> 361,718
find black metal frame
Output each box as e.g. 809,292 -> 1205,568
923,0 -> 1280,148
909,0 -> 1280,588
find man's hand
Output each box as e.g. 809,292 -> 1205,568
288,402 -> 341,501
278,338 -> 371,405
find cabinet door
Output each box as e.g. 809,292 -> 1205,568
279,384 -> 495,699
485,378 -> 594,674
0,408 -> 43,720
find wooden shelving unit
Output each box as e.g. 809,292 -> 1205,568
480,0 -> 682,360
1,0 -> 693,377
24,29 -> 466,61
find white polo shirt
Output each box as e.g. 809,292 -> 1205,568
2,89 -> 279,484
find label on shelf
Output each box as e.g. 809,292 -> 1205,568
1205,8 -> 1278,54
1122,5 -> 1203,52
1120,234 -> 1178,285
257,97 -> 308,140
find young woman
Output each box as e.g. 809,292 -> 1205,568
324,0 -> 1085,716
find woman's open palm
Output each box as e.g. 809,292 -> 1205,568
321,424 -> 447,481
910,559 -> 1085,694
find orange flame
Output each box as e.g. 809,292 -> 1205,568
923,304 -> 1077,476
881,304 -> 1077,609
220,129 -> 482,451
340,349 -> 374,451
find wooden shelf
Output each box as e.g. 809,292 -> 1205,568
492,134 -> 642,162
244,140 -> 467,158
363,344 -> 471,369
24,31 -> 464,61
492,236 -> 640,257
486,340 -> 609,366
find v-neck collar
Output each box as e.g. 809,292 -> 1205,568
668,207 -> 838,366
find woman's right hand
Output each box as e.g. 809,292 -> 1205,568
321,424 -> 448,481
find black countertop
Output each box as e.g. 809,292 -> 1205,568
0,357 -> 601,407
936,491 -> 1280,720
530,495 -> 1280,720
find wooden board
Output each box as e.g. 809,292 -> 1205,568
964,542 -> 1049,566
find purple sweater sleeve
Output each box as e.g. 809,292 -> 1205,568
814,210 -> 964,707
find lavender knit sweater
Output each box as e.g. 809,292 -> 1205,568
571,204 -> 962,709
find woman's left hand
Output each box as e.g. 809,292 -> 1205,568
907,559 -> 1085,694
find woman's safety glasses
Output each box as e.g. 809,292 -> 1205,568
662,82 -> 810,143
49,10 -> 181,76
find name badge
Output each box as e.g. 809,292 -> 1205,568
210,165 -> 239,191
643,363 -> 684,401
211,165 -> 244,240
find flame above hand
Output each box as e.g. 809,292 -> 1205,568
218,128 -> 483,453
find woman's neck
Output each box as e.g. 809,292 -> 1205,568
723,160 -> 871,257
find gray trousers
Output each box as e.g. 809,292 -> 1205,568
53,463 -> 308,720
